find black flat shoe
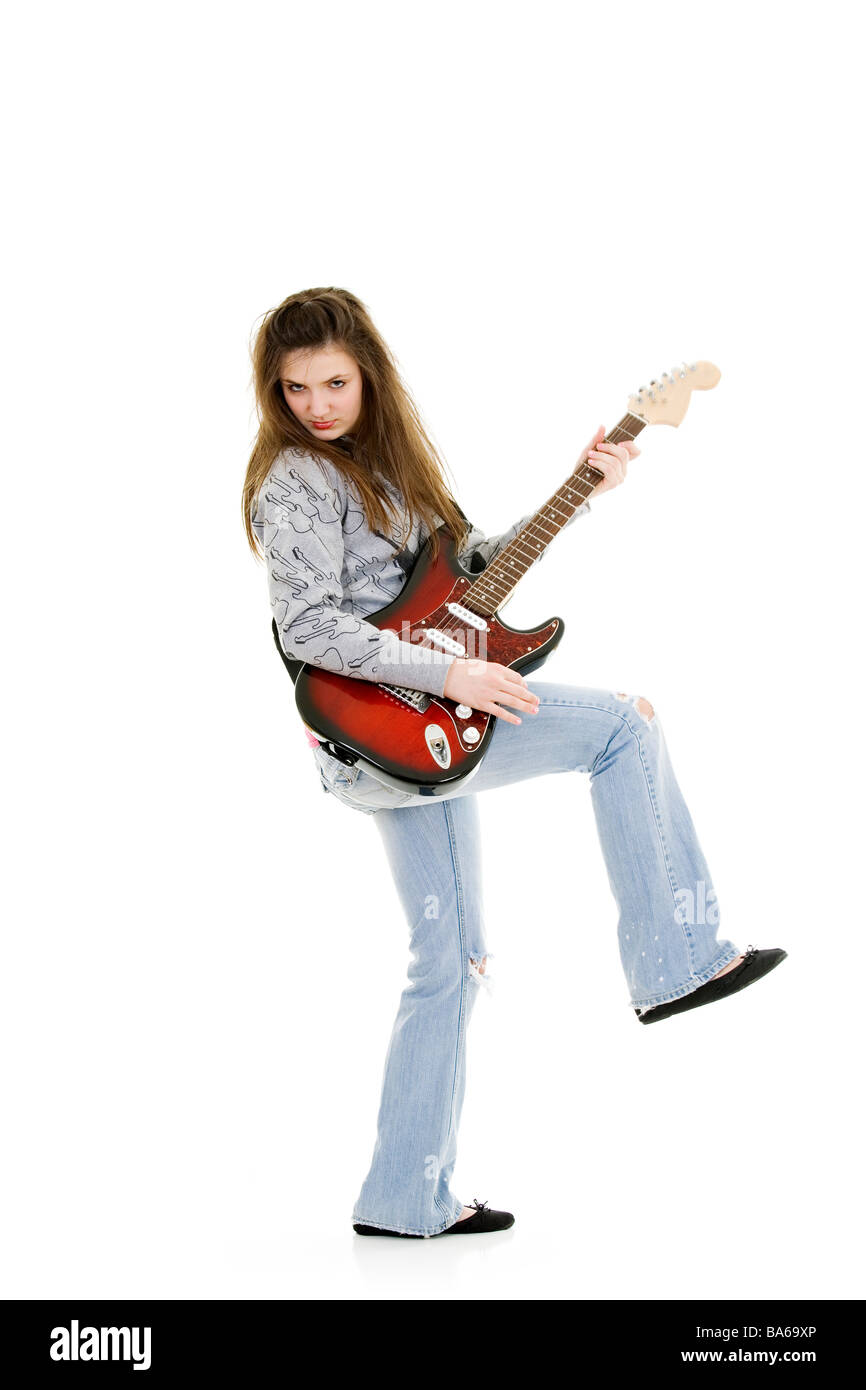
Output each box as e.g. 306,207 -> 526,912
353,1199 -> 515,1238
635,945 -> 787,1024
440,1199 -> 514,1235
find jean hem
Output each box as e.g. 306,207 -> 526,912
352,1208 -> 461,1238
629,944 -> 741,1010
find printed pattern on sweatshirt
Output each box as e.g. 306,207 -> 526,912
252,445 -> 590,698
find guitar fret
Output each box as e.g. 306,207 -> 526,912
515,533 -> 547,553
462,410 -> 649,617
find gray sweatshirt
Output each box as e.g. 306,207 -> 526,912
252,443 -> 590,699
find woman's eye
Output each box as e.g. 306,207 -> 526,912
285,379 -> 345,391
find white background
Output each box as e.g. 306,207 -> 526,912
3,0 -> 863,1301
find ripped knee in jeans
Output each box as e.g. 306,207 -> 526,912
468,953 -> 493,993
615,692 -> 656,726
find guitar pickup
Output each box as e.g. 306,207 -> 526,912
446,602 -> 489,631
424,628 -> 466,656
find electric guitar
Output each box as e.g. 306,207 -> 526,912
276,361 -> 721,796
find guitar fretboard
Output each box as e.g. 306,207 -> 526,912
463,412 -> 648,618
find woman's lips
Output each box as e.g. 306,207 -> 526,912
311,420 -> 337,430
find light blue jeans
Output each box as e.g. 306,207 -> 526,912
314,681 -> 739,1236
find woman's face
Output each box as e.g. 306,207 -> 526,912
279,344 -> 363,441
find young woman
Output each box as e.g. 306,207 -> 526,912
243,287 -> 786,1240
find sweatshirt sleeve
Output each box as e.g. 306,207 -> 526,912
457,496 -> 590,571
252,450 -> 456,698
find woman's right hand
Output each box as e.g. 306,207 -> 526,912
442,658 -> 540,725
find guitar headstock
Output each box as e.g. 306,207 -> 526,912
627,360 -> 721,427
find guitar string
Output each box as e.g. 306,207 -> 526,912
407,413 -> 649,657
463,413 -> 648,615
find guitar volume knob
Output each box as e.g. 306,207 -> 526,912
455,704 -> 472,719
463,727 -> 480,744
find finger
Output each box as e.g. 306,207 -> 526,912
500,679 -> 539,709
487,701 -> 522,725
596,442 -> 629,465
590,446 -> 627,475
588,453 -> 615,479
499,665 -> 533,689
590,461 -> 623,491
489,671 -> 534,701
497,688 -> 540,713
578,426 -> 606,463
492,676 -> 535,703
496,666 -> 532,692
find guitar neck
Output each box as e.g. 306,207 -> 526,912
463,411 -> 649,618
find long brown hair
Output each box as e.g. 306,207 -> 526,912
242,287 -> 469,560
